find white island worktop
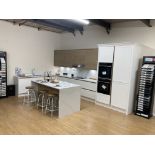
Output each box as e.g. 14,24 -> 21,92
32,80 -> 80,90
32,80 -> 81,118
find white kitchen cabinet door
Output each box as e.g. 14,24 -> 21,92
74,80 -> 97,91
81,89 -> 96,100
18,78 -> 32,94
98,46 -> 114,63
15,77 -> 43,96
58,77 -> 97,91
112,45 -> 133,83
111,82 -> 129,110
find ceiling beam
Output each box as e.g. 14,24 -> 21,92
3,19 -> 84,35
140,19 -> 152,27
89,19 -> 111,34
19,21 -> 27,26
29,19 -> 77,35
50,19 -> 84,33
13,19 -> 27,26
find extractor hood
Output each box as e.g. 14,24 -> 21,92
72,64 -> 85,68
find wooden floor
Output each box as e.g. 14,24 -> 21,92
0,96 -> 155,134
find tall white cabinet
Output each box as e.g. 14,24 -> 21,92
111,45 -> 133,112
96,43 -> 155,115
96,45 -> 114,105
112,45 -> 133,83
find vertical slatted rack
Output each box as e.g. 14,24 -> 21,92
0,52 -> 7,98
135,56 -> 155,119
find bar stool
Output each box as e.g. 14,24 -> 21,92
37,90 -> 47,113
23,86 -> 36,105
45,94 -> 59,117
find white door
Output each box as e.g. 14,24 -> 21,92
111,82 -> 129,110
98,46 -> 114,63
113,45 -> 133,83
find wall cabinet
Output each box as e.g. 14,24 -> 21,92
98,46 -> 114,63
54,50 -> 70,67
54,49 -> 98,70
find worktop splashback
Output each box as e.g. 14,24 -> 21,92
54,67 -> 97,79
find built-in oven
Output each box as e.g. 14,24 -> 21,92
97,78 -> 111,95
98,63 -> 112,79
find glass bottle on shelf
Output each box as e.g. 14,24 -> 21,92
47,72 -> 50,82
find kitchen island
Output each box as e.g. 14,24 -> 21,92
32,80 -> 81,118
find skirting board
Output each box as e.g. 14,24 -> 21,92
95,101 -> 126,114
81,96 -> 95,103
95,101 -> 111,109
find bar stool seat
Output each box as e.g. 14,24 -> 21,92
25,86 -> 35,89
23,86 -> 36,104
37,90 -> 47,113
39,90 -> 47,94
48,94 -> 55,97
45,94 -> 59,117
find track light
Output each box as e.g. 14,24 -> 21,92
71,19 -> 90,25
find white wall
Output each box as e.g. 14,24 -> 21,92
0,21 -> 61,84
60,20 -> 155,50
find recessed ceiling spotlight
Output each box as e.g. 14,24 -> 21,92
71,19 -> 90,25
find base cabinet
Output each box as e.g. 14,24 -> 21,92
81,89 -> 96,100
58,76 -> 97,101
14,76 -> 43,96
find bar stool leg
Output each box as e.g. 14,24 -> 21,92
42,95 -> 44,113
37,91 -> 47,113
23,90 -> 29,104
45,98 -> 49,114
45,95 -> 55,117
37,94 -> 41,109
23,88 -> 36,105
51,98 -> 54,117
